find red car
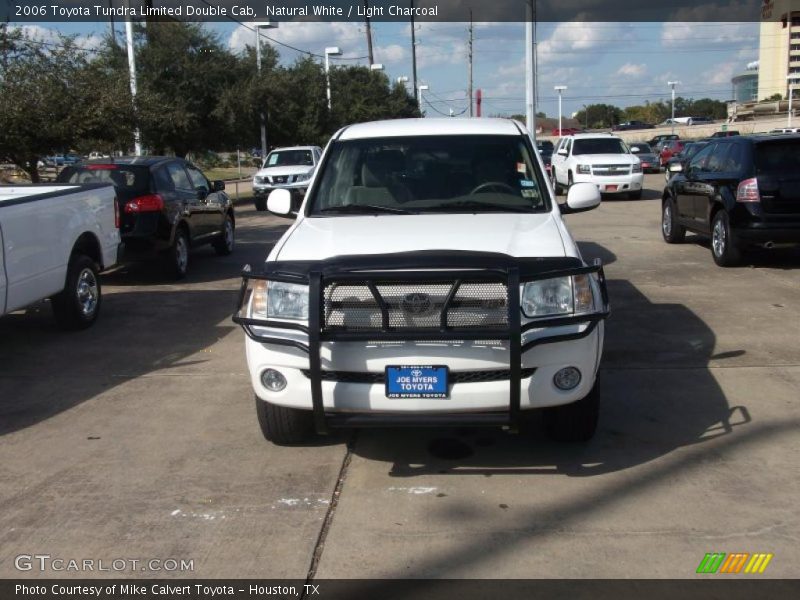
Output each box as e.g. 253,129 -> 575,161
659,140 -> 685,167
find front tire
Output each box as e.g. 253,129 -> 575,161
254,197 -> 267,211
662,197 -> 686,243
51,254 -> 101,330
255,396 -> 314,445
710,210 -> 742,267
213,214 -> 235,256
544,380 -> 600,442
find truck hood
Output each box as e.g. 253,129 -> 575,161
256,165 -> 314,178
275,213 -> 568,261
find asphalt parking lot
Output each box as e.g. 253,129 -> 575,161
1,173 -> 798,579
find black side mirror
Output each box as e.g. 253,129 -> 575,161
212,180 -> 225,192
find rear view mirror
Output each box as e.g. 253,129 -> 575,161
212,180 -> 225,192
563,182 -> 601,213
267,188 -> 294,217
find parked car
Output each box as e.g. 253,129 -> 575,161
537,140 -> 554,176
252,146 -> 322,212
659,140 -> 686,167
551,132 -> 644,199
648,133 -> 679,148
613,121 -> 655,131
550,127 -> 581,136
769,127 -> 800,134
88,151 -> 111,160
0,183 -> 120,328
688,116 -> 713,125
664,140 -> 711,182
661,134 -> 800,266
657,119 -> 677,128
57,157 -> 234,279
628,142 -> 660,173
234,118 -> 609,444
711,130 -> 740,138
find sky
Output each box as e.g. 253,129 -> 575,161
15,20 -> 762,119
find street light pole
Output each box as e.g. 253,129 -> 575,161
254,22 -> 277,161
325,46 -> 342,110
668,81 -> 679,134
124,15 -> 141,156
554,85 -> 567,134
788,75 -> 800,127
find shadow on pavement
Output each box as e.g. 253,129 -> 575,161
350,275 -> 750,478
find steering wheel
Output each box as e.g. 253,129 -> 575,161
470,181 -> 517,195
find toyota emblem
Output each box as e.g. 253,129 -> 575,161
401,292 -> 433,316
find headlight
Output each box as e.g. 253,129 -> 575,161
632,162 -> 642,173
576,164 -> 591,175
249,280 -> 309,320
521,275 -> 595,319
295,172 -> 311,182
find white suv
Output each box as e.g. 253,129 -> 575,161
253,146 -> 322,212
551,133 -> 644,199
234,118 -> 609,445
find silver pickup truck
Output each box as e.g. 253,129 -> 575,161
0,184 -> 120,329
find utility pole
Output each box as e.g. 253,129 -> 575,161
364,1 -> 374,65
124,13 -> 142,156
524,0 -> 536,138
468,10 -> 473,117
410,1 -> 418,107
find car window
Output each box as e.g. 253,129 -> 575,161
166,162 -> 193,190
689,144 -> 716,172
706,144 -> 729,173
572,138 -> 626,155
721,143 -> 744,173
186,165 -> 209,192
754,140 -> 800,174
308,134 -> 549,215
58,164 -> 150,194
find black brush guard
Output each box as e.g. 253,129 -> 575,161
233,251 -> 609,434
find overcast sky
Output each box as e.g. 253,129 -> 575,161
19,20 -> 762,118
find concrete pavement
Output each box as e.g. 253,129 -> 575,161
1,175 -> 798,579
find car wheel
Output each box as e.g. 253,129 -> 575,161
662,197 -> 686,244
254,197 -> 267,211
213,214 -> 235,256
544,380 -> 599,443
628,190 -> 642,200
167,227 -> 189,280
255,396 -> 314,445
710,210 -> 742,267
51,254 -> 101,330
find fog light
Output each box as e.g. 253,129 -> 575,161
261,369 -> 287,392
553,367 -> 581,390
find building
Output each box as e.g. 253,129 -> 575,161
757,0 -> 800,101
732,62 -> 759,103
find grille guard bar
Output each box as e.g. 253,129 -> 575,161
232,251 -> 610,434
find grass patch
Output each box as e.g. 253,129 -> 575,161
203,167 -> 257,181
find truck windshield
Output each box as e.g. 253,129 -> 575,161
264,150 -> 313,167
308,135 -> 548,215
572,138 -> 628,155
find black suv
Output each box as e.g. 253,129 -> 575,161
661,135 -> 800,266
58,157 -> 235,278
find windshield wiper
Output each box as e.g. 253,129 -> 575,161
428,200 -> 535,213
319,204 -> 414,215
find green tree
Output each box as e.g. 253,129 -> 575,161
573,103 -> 624,129
0,26 -> 130,181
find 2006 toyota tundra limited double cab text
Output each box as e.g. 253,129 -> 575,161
234,119 -> 610,444
0,184 -> 120,329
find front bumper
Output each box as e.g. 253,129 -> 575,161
573,171 -> 644,194
253,182 -> 308,198
233,251 -> 610,433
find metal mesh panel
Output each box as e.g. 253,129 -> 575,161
323,280 -> 508,332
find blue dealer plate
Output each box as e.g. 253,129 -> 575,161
385,365 -> 449,399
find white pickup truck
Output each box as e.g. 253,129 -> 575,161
0,184 -> 120,329
234,119 -> 609,444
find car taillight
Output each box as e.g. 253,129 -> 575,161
736,178 -> 760,203
114,197 -> 120,228
124,194 -> 164,213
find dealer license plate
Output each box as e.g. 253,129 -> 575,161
385,365 -> 449,399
